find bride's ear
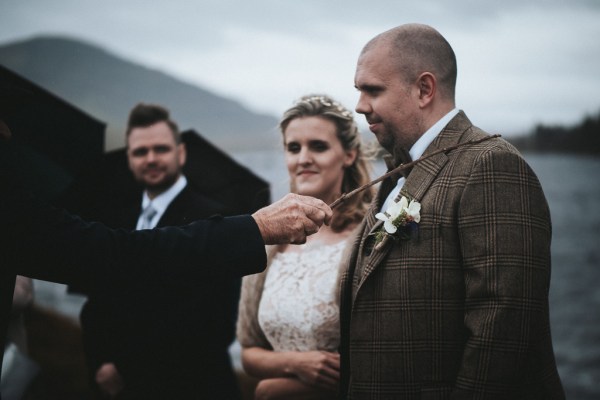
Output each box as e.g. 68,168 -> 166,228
344,148 -> 358,167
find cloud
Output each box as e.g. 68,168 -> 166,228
1,0 -> 599,135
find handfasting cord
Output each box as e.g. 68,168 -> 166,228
329,134 -> 501,209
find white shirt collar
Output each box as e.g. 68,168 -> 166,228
380,108 -> 459,212
409,108 -> 460,161
139,175 -> 187,228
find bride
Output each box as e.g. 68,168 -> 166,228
236,94 -> 373,399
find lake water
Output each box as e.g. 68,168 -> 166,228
524,154 -> 600,400
31,151 -> 600,399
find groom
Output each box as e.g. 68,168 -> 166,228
340,23 -> 565,399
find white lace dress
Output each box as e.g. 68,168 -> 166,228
257,240 -> 347,352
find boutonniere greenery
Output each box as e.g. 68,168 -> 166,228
373,196 -> 421,250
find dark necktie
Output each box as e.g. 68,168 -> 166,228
391,146 -> 413,178
380,147 -> 413,202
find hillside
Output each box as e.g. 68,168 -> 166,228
0,35 -> 279,151
508,110 -> 600,155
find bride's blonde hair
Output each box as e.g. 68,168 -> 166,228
280,94 -> 374,232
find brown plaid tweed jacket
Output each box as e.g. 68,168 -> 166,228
339,112 -> 565,399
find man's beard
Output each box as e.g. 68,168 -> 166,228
142,173 -> 178,194
377,124 -> 397,155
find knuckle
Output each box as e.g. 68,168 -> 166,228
293,219 -> 305,231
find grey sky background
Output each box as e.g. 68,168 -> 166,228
1,0 -> 599,136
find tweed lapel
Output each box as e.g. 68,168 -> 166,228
343,172 -> 397,300
355,111 -> 473,290
402,111 -> 472,201
361,151 -> 409,236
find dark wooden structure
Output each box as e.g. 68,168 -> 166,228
0,64 -> 106,202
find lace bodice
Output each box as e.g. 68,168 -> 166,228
257,240 -> 347,352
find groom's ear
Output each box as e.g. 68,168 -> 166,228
416,72 -> 436,108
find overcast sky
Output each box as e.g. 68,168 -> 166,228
1,0 -> 599,136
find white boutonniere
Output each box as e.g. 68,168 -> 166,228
373,196 -> 421,250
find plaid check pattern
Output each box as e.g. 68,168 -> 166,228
339,112 -> 565,399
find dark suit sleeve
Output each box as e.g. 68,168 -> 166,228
454,148 -> 554,397
2,176 -> 267,289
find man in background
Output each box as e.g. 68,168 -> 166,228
79,103 -> 243,399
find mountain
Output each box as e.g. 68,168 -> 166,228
0,35 -> 279,152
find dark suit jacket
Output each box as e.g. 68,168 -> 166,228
339,112 -> 565,399
79,184 -> 244,399
0,156 -> 267,399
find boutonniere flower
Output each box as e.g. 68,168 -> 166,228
373,196 -> 421,250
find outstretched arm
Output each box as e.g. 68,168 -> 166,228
1,135 -> 331,289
